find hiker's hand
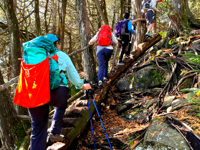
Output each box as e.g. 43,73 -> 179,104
82,83 -> 92,90
158,10 -> 161,13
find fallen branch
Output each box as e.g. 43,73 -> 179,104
171,73 -> 196,94
0,76 -> 19,92
155,57 -> 167,72
68,45 -> 91,56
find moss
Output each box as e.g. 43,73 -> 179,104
10,121 -> 27,149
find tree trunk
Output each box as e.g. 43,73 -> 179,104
111,0 -> 117,31
44,0 -> 49,33
172,0 -> 200,28
101,0 -> 109,25
131,0 -> 146,49
3,0 -> 21,78
60,0 -> 67,51
51,0 -> 57,34
120,0 -> 124,20
3,0 -> 28,116
76,0 -> 97,83
35,0 -> 41,36
94,0 -> 108,25
0,70 -> 26,150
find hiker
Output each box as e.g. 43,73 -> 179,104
88,25 -> 118,86
142,0 -> 161,37
28,34 -> 92,150
117,13 -> 135,65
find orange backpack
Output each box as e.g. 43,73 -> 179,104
97,25 -> 112,46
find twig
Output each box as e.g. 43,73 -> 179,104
154,57 -> 167,72
171,73 -> 196,94
176,57 -> 194,70
186,47 -> 198,55
131,138 -> 144,150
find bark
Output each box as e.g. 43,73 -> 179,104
0,70 -> 26,150
111,0 -> 117,31
131,0 -> 146,48
51,0 -> 57,34
76,0 -> 97,83
94,0 -> 108,25
35,0 -> 41,36
168,13 -> 187,34
44,0 -> 49,33
120,0 -> 124,20
3,0 -> 21,77
60,0 -> 67,51
3,0 -> 28,116
101,0 -> 109,25
172,0 -> 200,28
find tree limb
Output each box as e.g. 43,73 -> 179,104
0,76 -> 19,92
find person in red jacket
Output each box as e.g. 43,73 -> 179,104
89,25 -> 118,86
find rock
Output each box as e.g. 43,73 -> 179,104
162,93 -> 175,108
172,99 -> 188,108
135,118 -> 190,150
116,67 -> 167,92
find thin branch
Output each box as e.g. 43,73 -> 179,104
18,10 -> 35,24
171,73 -> 196,94
155,57 -> 167,72
0,76 -> 19,92
68,45 -> 91,56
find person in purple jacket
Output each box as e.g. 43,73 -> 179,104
117,13 -> 135,65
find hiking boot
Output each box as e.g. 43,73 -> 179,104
98,80 -> 102,86
103,77 -> 108,83
46,133 -> 64,143
117,62 -> 125,65
146,32 -> 152,38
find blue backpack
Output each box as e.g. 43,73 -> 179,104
23,36 -> 61,90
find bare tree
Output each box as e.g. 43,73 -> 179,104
76,0 -> 97,83
35,0 -> 41,36
60,0 -> 67,51
3,0 -> 29,116
94,0 -> 109,25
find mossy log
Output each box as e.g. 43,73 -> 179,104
49,33 -> 162,150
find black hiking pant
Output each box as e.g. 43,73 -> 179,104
118,35 -> 131,63
28,86 -> 70,150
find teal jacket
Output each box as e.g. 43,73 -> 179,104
56,50 -> 84,89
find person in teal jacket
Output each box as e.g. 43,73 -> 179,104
28,34 -> 91,150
